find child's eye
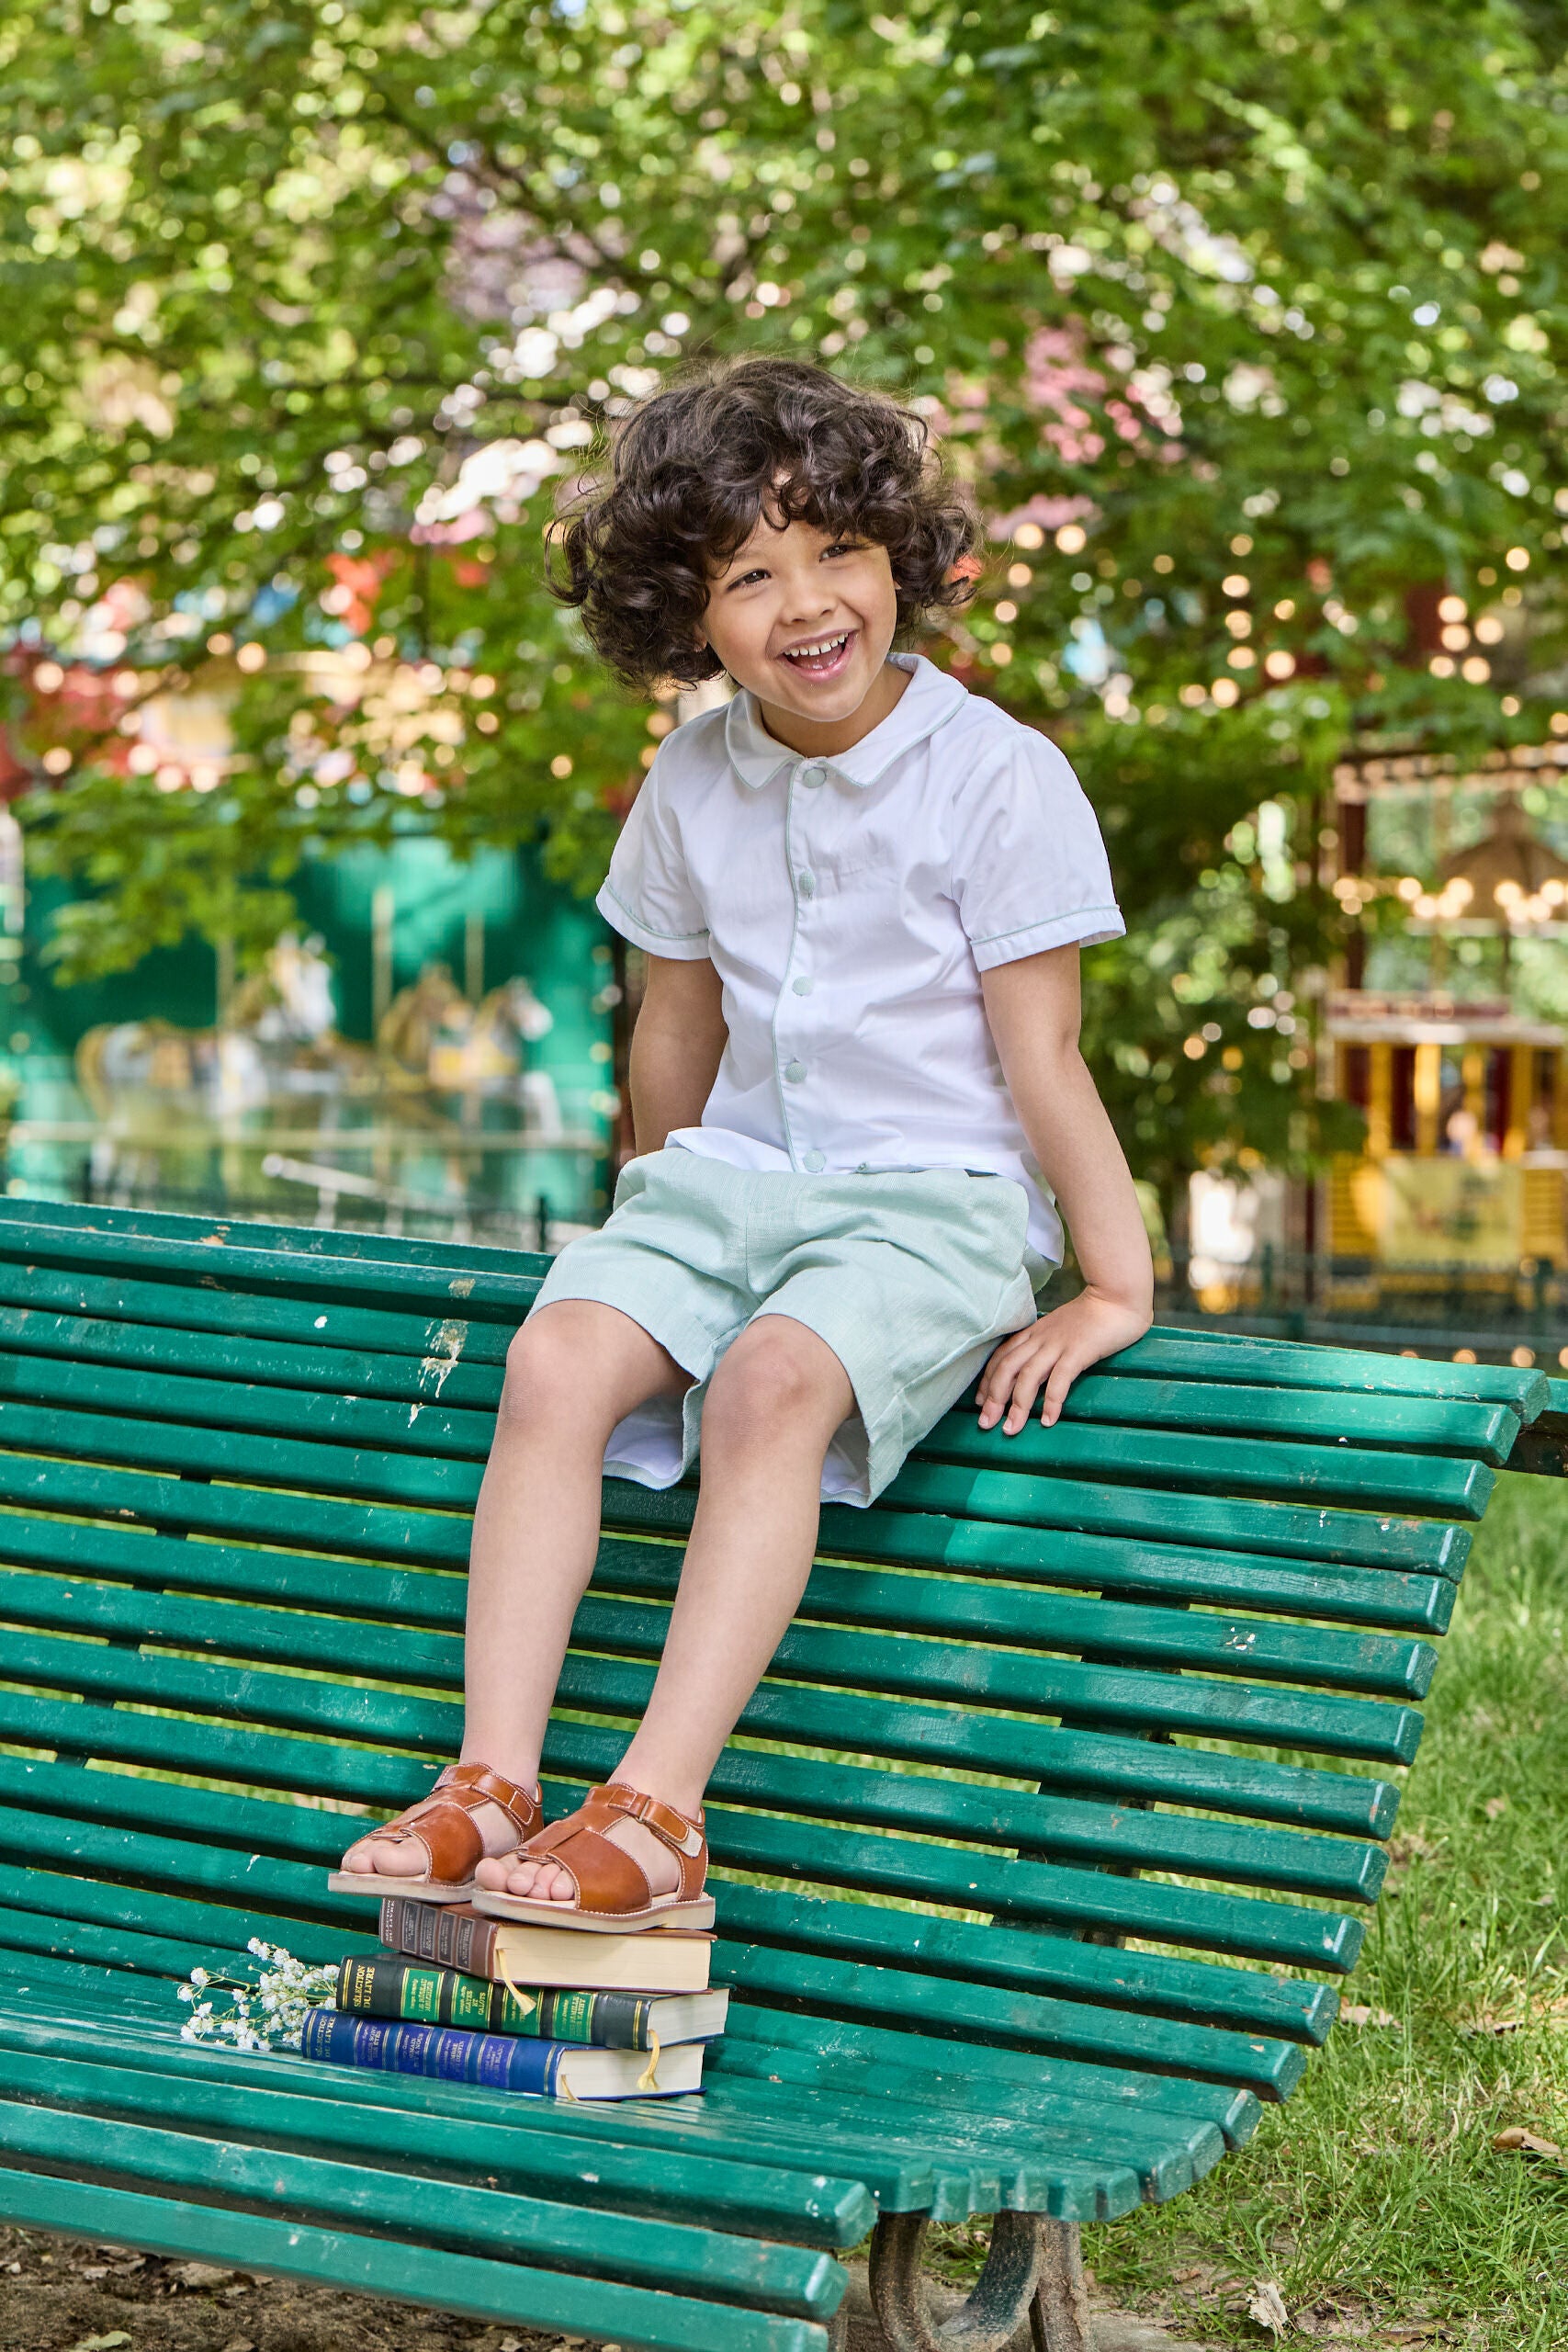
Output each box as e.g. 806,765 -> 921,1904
823,540 -> 862,560
727,567 -> 768,591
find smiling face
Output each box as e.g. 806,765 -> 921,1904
696,508 -> 907,756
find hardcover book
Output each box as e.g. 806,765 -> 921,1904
377,1896 -> 714,1992
300,2007 -> 705,2099
335,1954 -> 728,2049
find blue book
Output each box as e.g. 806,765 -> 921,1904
299,2007 -> 704,2099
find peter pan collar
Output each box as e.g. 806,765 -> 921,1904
724,653 -> 968,790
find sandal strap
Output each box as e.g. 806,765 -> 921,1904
432,1761 -> 541,1842
597,1780 -> 706,1859
520,1781 -> 707,1916
375,1760 -> 539,1883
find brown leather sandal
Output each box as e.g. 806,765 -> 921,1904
327,1761 -> 542,1905
471,1781 -> 714,1933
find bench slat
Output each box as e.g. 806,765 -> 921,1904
707,1882 -> 1337,2041
959,1374 -> 1516,1460
0,1497 -> 1438,1702
0,1890 -> 1304,2100
721,2003 -> 1259,2146
0,1199 -> 1540,1417
0,1972 -> 1239,2211
590,1541 -> 1438,1700
3,1351 -> 1495,1521
0,1212 -> 538,1317
0,1446 -> 1461,1637
0,1393 -> 1472,1577
0,1968 -> 1182,2222
1106,1324 -> 1547,1414
0,1894 -> 248,1986
0,1972 -> 960,2217
4,1342 -> 1501,1540
705,1941 -> 1306,2101
915,1412 -> 1492,1518
0,1695 -> 1386,1908
0,1562 -> 1425,1765
0,2165 -> 833,2352
0,1769 -> 1365,1971
0,1205 -> 1543,1433
0,1849 -> 1336,2052
0,1195 -> 548,1280
0,1693 -> 1382,2004
827,1506 -> 1457,1634
0,2094 -> 845,2315
861,1460 -> 1466,1573
0,1303 -> 1518,1465
0,1304 -> 507,1410
0,1260 -> 512,1366
1,1627 -> 1401,1838
0,2040 -> 877,2245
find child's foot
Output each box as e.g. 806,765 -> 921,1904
476,1809 -> 679,1905
473,1781 -> 713,1928
331,1762 -> 540,1901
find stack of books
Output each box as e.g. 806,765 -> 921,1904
301,1894 -> 727,2100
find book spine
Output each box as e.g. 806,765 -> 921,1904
338,1956 -> 545,2036
302,2008 -> 561,2093
540,1990 -> 652,2049
376,1897 -> 500,1978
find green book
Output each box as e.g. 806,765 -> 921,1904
334,1955 -> 728,2051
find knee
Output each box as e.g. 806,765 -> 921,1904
497,1307 -> 596,1432
702,1329 -> 830,1454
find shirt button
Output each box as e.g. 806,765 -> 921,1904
784,1059 -> 807,1083
797,868 -> 816,897
801,763 -> 826,788
803,1148 -> 826,1171
792,976 -> 814,996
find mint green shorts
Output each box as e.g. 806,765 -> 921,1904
531,1146 -> 1048,1506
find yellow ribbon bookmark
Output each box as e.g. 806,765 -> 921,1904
497,1965 -> 536,2026
636,2029 -> 661,2093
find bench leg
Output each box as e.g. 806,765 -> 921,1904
1030,2220 -> 1092,2351
867,2211 -> 1088,2351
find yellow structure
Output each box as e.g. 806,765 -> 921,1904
1326,991 -> 1567,1272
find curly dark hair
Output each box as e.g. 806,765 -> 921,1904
549,357 -> 979,689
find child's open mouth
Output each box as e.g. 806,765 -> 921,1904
778,629 -> 855,682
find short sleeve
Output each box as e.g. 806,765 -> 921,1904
952,730 -> 1124,972
595,753 -> 712,961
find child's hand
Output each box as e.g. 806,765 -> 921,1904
976,1287 -> 1152,1436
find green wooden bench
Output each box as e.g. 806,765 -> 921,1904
0,1196 -> 1553,2352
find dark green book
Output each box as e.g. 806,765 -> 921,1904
334,1955 -> 728,2050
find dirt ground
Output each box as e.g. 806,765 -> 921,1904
0,2223 -> 1235,2352
0,2226 -> 570,2352
0,2221 -> 1483,2351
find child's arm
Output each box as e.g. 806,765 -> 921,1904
629,954 -> 729,1154
977,943 -> 1154,1434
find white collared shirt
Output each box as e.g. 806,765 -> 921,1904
595,654 -> 1123,1260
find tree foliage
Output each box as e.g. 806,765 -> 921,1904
4,0 -> 1566,1191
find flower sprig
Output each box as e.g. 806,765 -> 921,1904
176,1939 -> 337,2054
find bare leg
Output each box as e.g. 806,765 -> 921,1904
343,1299 -> 689,1879
491,1314 -> 853,1901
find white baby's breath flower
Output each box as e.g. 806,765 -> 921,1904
170,1942 -> 334,2052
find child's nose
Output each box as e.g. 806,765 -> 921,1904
782,579 -> 837,622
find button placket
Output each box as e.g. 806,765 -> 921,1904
774,765 -> 814,1170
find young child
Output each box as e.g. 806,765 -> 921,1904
335,358 -> 1153,1928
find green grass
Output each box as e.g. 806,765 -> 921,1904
1076,1468 -> 1568,2348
